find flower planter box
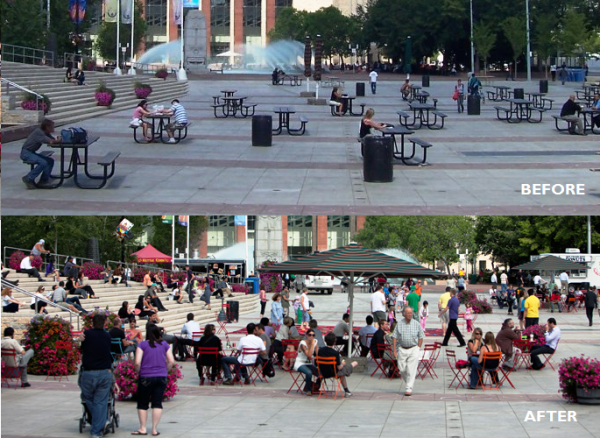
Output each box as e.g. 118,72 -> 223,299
95,92 -> 114,107
135,88 -> 152,99
576,387 -> 600,405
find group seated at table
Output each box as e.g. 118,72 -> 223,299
130,99 -> 190,143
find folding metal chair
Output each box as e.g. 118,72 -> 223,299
497,354 -> 516,389
240,347 -> 265,386
280,339 -> 300,369
196,347 -> 222,385
46,341 -> 74,382
110,338 -> 125,363
540,339 -> 559,371
446,349 -> 469,389
371,344 -> 399,380
316,356 -> 343,400
477,352 -> 503,391
513,339 -> 532,370
215,305 -> 230,334
417,344 -> 437,380
284,351 -> 304,394
1,349 -> 23,389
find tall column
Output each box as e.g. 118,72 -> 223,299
316,216 -> 328,252
199,230 -> 208,258
264,0 -> 275,45
138,0 -> 146,55
236,225 -> 247,242
201,0 -> 212,57
233,0 -> 244,49
167,0 -> 178,42
356,216 -> 366,233
281,216 -> 288,261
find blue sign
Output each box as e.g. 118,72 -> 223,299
183,0 -> 199,7
234,215 -> 246,226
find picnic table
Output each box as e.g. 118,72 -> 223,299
146,113 -> 171,142
581,108 -> 600,134
495,99 -> 545,123
488,85 -> 511,101
272,106 -> 308,136
323,76 -> 344,88
340,95 -> 365,116
220,89 -> 237,97
525,92 -> 545,108
410,85 -> 422,100
406,102 -> 437,129
381,125 -> 416,162
47,136 -> 119,189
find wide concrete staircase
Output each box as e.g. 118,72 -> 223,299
2,62 -> 188,126
1,269 -> 258,335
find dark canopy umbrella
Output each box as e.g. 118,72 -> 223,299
513,255 -> 587,271
257,243 -> 441,355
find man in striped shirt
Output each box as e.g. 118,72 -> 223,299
164,99 -> 188,143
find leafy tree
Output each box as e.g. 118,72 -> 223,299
147,217 -> 209,260
1,0 -> 46,50
93,0 -> 147,62
502,16 -> 527,79
533,13 -> 559,77
474,216 -> 523,268
473,22 -> 496,74
268,8 -> 310,41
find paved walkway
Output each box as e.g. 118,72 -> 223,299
2,290 -> 599,437
2,76 -> 599,215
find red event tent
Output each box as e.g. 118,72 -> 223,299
131,244 -> 172,263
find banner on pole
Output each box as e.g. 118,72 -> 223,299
178,216 -> 189,227
69,0 -> 87,23
162,215 -> 173,224
105,0 -> 118,22
120,0 -> 133,24
173,0 -> 183,25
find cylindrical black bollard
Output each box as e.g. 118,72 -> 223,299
513,88 -> 524,99
252,115 -> 272,147
356,82 -> 365,97
422,74 -> 430,87
467,95 -> 480,115
539,80 -> 548,94
363,136 -> 393,183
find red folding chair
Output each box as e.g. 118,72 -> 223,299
239,347 -> 265,386
540,339 -> 559,371
417,344 -> 437,380
1,349 -> 23,389
280,339 -> 300,369
371,344 -> 399,380
497,354 -> 516,389
284,351 -> 304,394
215,305 -> 230,334
46,341 -> 74,382
71,330 -> 83,342
513,339 -> 532,370
196,347 -> 222,385
476,351 -> 503,391
446,349 -> 469,389
316,356 -> 343,400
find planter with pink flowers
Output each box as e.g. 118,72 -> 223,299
134,82 -> 153,99
94,81 -> 116,107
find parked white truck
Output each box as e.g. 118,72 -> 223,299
531,250 -> 600,290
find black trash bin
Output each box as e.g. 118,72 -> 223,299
539,80 -> 548,94
467,95 -> 480,115
363,136 -> 393,183
422,74 -> 430,87
513,88 -> 524,99
356,82 -> 365,97
252,115 -> 272,147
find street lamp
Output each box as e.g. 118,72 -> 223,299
525,0 -> 532,81
470,0 -> 475,74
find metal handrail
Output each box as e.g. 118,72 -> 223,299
1,43 -> 55,67
1,78 -> 44,99
1,279 -> 81,330
2,246 -> 95,275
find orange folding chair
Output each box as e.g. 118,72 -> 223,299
46,341 -> 74,382
1,349 -> 23,389
284,351 -> 304,394
446,349 -> 469,389
196,347 -> 222,385
476,352 -> 503,391
315,356 -> 343,400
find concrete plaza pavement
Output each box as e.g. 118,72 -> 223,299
1,74 -> 599,215
2,289 -> 600,438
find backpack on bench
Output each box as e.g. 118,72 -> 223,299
60,127 -> 88,144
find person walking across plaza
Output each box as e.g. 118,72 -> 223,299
454,79 -> 465,113
438,287 -> 452,334
440,289 -> 466,347
524,289 -> 540,328
79,313 -> 113,438
584,287 -> 598,327
371,285 -> 387,328
559,270 -> 570,293
406,287 -> 420,320
369,69 -> 378,94
280,286 -> 291,317
300,288 -> 310,330
391,307 -> 424,396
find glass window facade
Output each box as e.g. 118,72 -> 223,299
207,215 -> 236,254
146,0 -> 168,46
327,216 -> 351,249
275,0 -> 292,18
287,216 -> 313,258
211,0 -> 230,55
243,0 -> 261,40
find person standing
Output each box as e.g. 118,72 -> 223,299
270,293 -> 284,328
559,271 -> 570,293
454,79 -> 465,113
20,119 -> 62,189
524,289 -> 541,328
440,289 -> 466,347
391,307 -> 424,396
184,265 -> 194,303
133,325 -> 175,436
280,286 -> 291,317
369,69 -> 378,94
584,287 -> 598,327
79,313 -> 113,438
490,270 -> 498,290
370,285 -> 387,328
406,287 -> 420,320
500,271 -> 508,294
1,327 -> 35,387
300,288 -> 310,330
259,288 -> 268,319
550,64 -> 557,81
438,287 -> 452,334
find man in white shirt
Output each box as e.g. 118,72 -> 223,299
369,69 -> 378,94
1,327 -> 35,387
490,271 -> 498,289
489,285 -> 498,303
559,271 -> 569,293
222,323 -> 266,385
446,276 -> 456,289
529,318 -> 561,370
174,313 -> 202,361
300,288 -> 310,330
19,255 -> 44,281
533,273 -> 546,290
500,271 -> 508,293
370,285 -> 387,328
358,315 -> 378,357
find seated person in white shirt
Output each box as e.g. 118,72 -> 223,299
174,313 -> 202,361
222,323 -> 266,385
19,255 -> 44,281
529,318 -> 561,370
357,315 -> 378,357
489,286 -> 498,300
1,327 -> 35,387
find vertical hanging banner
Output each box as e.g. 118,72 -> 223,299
69,0 -> 87,23
173,0 -> 183,25
120,0 -> 133,24
178,216 -> 189,227
304,36 -> 312,78
313,35 -> 322,82
162,215 -> 173,224
105,0 -> 118,22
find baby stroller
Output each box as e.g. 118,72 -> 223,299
79,377 -> 120,435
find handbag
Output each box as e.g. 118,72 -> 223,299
452,90 -> 459,101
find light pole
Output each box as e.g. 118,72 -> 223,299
114,0 -> 122,75
128,0 -> 136,75
470,0 -> 475,74
525,0 -> 532,81
177,1 -> 187,81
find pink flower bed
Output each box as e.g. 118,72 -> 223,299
21,100 -> 49,113
8,251 -> 42,271
134,87 -> 152,99
114,359 -> 182,401
81,262 -> 104,280
559,355 -> 600,402
259,260 -> 282,294
95,91 -> 114,106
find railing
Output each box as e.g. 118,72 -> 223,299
131,62 -> 177,74
1,78 -> 45,111
1,279 -> 81,330
3,246 -> 95,276
1,44 -> 55,67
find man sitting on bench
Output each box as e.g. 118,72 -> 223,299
20,119 -> 61,189
162,99 -> 189,143
560,95 -> 585,136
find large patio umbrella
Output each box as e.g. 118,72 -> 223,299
131,244 -> 172,263
512,255 -> 588,289
257,242 -> 442,355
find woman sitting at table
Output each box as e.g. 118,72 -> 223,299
329,87 -> 343,116
469,331 -> 501,389
196,324 -> 223,385
401,79 -> 412,100
294,328 -> 319,396
359,108 -> 389,142
130,99 -> 153,142
467,328 -> 483,367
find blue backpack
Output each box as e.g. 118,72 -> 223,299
60,127 -> 88,144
